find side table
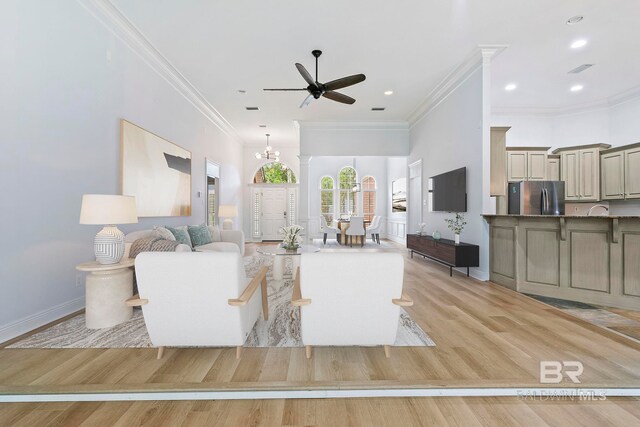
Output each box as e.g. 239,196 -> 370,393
76,258 -> 135,329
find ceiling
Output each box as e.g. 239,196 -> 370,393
112,0 -> 640,145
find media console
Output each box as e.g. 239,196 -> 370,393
407,234 -> 479,277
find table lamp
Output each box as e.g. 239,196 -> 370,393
80,194 -> 138,264
218,205 -> 238,230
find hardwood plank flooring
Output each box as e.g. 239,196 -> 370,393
1,397 -> 639,426
1,241 -> 639,395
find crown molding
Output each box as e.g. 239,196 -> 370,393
296,121 -> 409,131
492,85 -> 640,118
76,0 -> 243,144
408,45 -> 508,127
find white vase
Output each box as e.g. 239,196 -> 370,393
454,234 -> 460,245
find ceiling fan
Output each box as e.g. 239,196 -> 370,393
264,50 -> 366,108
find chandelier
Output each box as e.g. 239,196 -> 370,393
254,134 -> 280,162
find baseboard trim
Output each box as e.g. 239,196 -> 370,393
0,297 -> 85,345
382,234 -> 406,244
0,387 -> 636,402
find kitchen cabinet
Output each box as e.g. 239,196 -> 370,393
546,155 -> 560,181
601,143 -> 640,200
490,127 -> 509,196
554,144 -> 611,202
506,147 -> 550,182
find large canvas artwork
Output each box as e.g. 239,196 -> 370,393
121,120 -> 191,217
392,178 -> 407,213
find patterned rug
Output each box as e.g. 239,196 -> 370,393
9,255 -> 435,349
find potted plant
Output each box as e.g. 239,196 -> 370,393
444,213 -> 467,245
280,225 -> 304,251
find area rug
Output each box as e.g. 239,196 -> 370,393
9,255 -> 435,349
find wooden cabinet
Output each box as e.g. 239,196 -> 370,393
555,144 -> 611,202
626,146 -> 640,199
406,234 -> 479,277
601,143 -> 640,200
601,151 -> 625,200
506,147 -> 550,182
490,127 -> 509,196
546,155 -> 560,181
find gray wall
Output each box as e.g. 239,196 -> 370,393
0,1 -> 244,341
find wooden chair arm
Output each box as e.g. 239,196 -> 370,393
392,292 -> 413,307
228,266 -> 268,306
126,294 -> 148,307
291,267 -> 311,306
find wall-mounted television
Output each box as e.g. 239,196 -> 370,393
430,167 -> 467,212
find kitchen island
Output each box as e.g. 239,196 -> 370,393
483,214 -> 640,310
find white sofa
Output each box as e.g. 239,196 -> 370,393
292,252 -> 413,358
128,251 -> 268,359
124,226 -> 245,257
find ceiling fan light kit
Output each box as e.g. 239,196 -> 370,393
264,50 -> 366,108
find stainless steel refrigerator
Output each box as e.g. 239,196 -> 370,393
508,181 -> 565,215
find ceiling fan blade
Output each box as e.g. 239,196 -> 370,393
323,74 -> 366,91
295,63 -> 318,87
322,91 -> 356,105
263,88 -> 308,91
300,93 -> 314,108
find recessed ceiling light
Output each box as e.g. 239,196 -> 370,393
567,15 -> 584,25
505,83 -> 517,91
570,84 -> 584,92
384,90 -> 393,96
571,39 -> 588,49
245,107 -> 259,111
371,107 -> 385,111
237,89 -> 246,94
258,124 -> 267,128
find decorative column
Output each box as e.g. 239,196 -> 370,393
298,155 -> 312,244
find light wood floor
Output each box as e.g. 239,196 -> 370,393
1,241 -> 639,396
1,397 -> 640,426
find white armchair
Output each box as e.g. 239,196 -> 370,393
320,216 -> 340,245
128,252 -> 268,359
366,216 -> 382,245
292,252 -> 413,358
345,216 -> 365,247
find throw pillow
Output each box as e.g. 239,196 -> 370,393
165,226 -> 193,247
153,226 -> 175,241
188,224 -> 213,247
207,225 -> 222,242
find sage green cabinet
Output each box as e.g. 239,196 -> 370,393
601,151 -> 625,200
546,155 -> 560,181
506,147 -> 550,182
555,144 -> 611,202
626,147 -> 640,199
600,143 -> 640,200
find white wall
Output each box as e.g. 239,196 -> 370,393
409,68 -> 487,278
0,1 -> 244,341
386,157 -> 408,242
299,122 -> 410,157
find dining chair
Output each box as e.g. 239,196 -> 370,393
345,216 -> 365,247
366,216 -> 382,244
320,215 -> 340,245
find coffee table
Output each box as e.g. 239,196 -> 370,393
256,245 -> 320,280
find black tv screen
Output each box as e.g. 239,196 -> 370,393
431,167 -> 467,212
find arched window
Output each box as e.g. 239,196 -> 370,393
362,176 -> 376,222
320,176 -> 334,223
253,162 -> 296,183
339,166 -> 357,219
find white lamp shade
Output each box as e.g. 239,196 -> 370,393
218,204 -> 238,218
80,195 -> 138,225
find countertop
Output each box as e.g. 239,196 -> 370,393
482,214 -> 640,219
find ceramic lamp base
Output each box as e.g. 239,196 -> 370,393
222,218 -> 233,230
94,225 -> 125,265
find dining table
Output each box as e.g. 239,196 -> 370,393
333,218 -> 371,245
